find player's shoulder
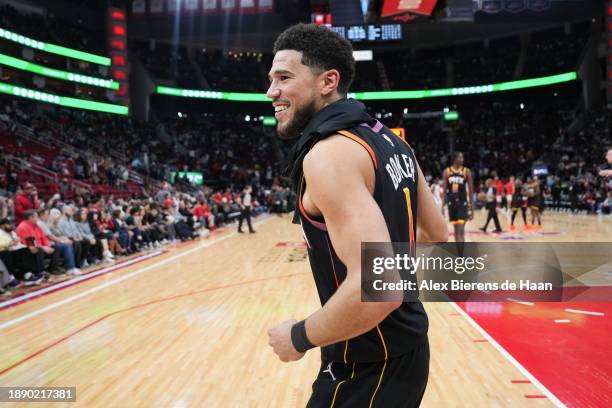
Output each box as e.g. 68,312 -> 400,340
304,134 -> 372,178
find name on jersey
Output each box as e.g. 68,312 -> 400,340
448,176 -> 465,184
385,153 -> 416,190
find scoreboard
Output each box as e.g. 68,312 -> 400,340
330,24 -> 403,43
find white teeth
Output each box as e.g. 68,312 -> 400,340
275,105 -> 289,113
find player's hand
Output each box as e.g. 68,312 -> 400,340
268,319 -> 306,363
468,205 -> 474,220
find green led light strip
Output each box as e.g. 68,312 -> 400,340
157,72 -> 577,102
0,54 -> 118,89
0,27 -> 111,66
444,111 -> 459,121
0,82 -> 128,115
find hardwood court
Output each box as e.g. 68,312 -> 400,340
0,212 -> 610,407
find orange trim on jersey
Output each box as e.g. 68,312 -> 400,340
450,220 -> 466,225
324,235 -> 340,287
351,362 -> 356,379
298,177 -> 328,231
369,325 -> 388,408
337,130 -> 378,169
330,380 -> 347,408
403,187 -> 415,256
375,325 -> 388,359
343,340 -> 349,364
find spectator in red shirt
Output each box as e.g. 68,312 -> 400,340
14,182 -> 41,226
211,192 -> 223,205
493,176 -> 504,208
15,210 -> 53,283
193,200 -> 215,229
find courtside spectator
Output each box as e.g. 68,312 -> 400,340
15,210 -> 51,284
37,209 -> 82,276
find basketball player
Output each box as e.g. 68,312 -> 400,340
509,178 -> 527,232
599,147 -> 612,178
442,152 -> 474,242
265,24 -> 448,407
526,177 -> 542,228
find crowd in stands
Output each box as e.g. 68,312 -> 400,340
371,93 -> 611,216
545,110 -> 612,214
1,96 -> 285,199
0,5 -> 112,104
0,5 -> 105,55
132,41 -> 199,89
452,36 -> 520,86
0,178 -> 294,295
524,22 -> 591,78
132,19 -> 593,95
195,50 -> 271,92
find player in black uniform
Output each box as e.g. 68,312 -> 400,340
442,152 -> 474,242
526,177 -> 542,229
509,179 -> 527,231
265,24 -> 448,407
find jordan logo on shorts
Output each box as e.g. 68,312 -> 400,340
323,362 -> 336,381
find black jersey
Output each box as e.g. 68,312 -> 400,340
445,166 -> 469,203
297,119 -> 428,364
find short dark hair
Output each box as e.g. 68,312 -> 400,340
273,24 -> 355,95
23,209 -> 36,220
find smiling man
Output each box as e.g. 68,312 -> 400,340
266,24 -> 448,407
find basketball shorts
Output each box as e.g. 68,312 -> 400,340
448,201 -> 468,223
306,341 -> 430,408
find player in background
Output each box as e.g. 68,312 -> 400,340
442,152 -> 474,242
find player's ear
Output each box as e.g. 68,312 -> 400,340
319,69 -> 340,97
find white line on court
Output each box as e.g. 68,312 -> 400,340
0,217 -> 273,332
506,298 -> 534,306
564,308 -> 604,316
0,250 -> 164,309
450,302 -> 567,408
554,320 -> 571,324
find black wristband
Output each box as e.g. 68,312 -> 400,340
291,320 -> 315,353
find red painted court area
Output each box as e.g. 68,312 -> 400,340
459,301 -> 612,407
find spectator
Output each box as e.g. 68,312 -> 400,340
57,205 -> 92,268
14,182 -> 40,226
0,217 -> 41,288
86,210 -> 118,260
15,210 -> 51,284
75,208 -> 108,263
37,209 -> 82,276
